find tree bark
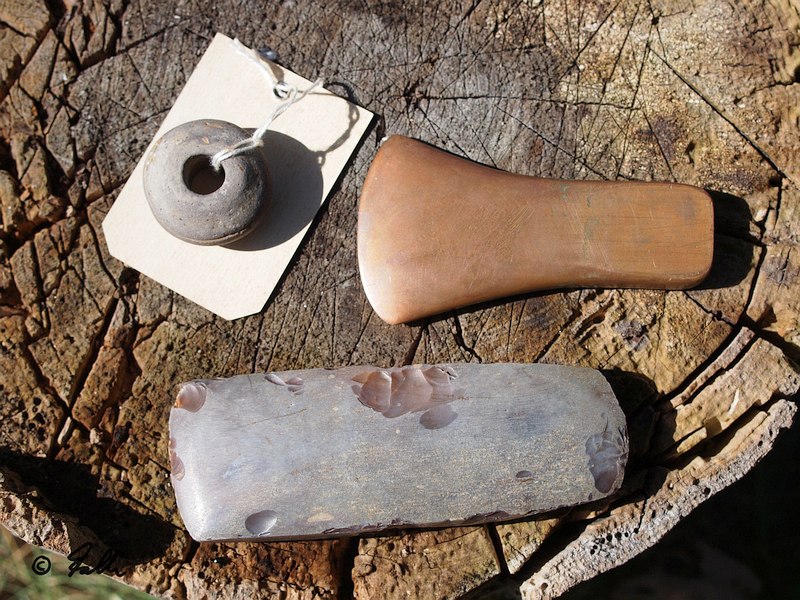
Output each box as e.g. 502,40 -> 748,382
0,1 -> 798,598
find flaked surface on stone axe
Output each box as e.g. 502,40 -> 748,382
169,363 -> 628,542
357,135 -> 714,324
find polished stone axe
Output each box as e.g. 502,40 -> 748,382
169,363 -> 628,541
358,135 -> 714,324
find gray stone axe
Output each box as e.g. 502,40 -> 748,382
169,363 -> 627,541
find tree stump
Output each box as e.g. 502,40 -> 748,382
1,1 -> 798,598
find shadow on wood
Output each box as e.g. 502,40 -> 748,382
692,189 -> 757,290
602,369 -> 661,463
0,447 -> 174,564
561,392 -> 800,600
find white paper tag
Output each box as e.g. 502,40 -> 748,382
103,33 -> 373,320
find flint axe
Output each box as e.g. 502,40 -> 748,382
169,363 -> 627,541
357,136 -> 714,324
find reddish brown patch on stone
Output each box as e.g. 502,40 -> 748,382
169,439 -> 185,481
264,373 -> 305,395
174,382 -> 206,412
586,420 -> 627,493
351,365 -> 463,427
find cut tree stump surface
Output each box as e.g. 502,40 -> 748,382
0,1 -> 798,599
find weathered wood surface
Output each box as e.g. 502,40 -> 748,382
0,1 -> 798,599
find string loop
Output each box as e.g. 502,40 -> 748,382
210,39 -> 323,170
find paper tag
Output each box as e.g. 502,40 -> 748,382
103,33 -> 373,320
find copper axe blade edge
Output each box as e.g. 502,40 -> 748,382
169,363 -> 628,542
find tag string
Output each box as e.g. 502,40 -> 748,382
210,39 -> 324,170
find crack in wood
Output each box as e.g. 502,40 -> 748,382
486,524 -> 511,577
401,323 -> 426,366
451,313 -> 483,362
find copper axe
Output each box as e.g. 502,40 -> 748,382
357,135 -> 714,324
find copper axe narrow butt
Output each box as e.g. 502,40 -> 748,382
357,135 -> 714,324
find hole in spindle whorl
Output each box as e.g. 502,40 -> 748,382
183,155 -> 225,195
